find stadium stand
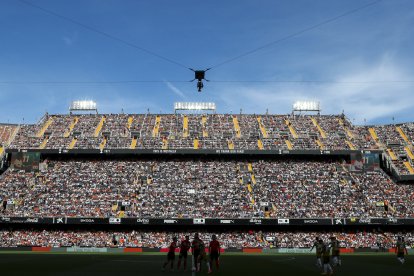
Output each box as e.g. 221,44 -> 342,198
1,111 -> 414,252
0,124 -> 18,149
0,229 -> 412,249
3,113 -> 412,153
0,157 -> 412,218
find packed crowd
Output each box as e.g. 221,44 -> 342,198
0,124 -> 18,147
0,159 -> 251,217
252,161 -> 414,218
1,158 -> 413,218
0,229 -> 412,248
9,113 -> 407,151
351,170 -> 414,217
401,123 -> 414,145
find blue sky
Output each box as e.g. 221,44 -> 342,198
1,0 -> 413,124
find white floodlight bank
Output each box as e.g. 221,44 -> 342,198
174,102 -> 216,111
293,101 -> 320,112
70,100 -> 98,111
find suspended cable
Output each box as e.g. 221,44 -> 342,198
0,80 -> 191,85
18,0 -> 191,70
210,80 -> 414,84
209,0 -> 383,70
1,79 -> 414,86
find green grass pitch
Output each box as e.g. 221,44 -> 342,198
0,252 -> 412,276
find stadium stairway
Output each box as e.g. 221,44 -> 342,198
183,116 -> 189,138
368,127 -> 381,147
257,139 -> 264,150
396,126 -> 409,143
232,116 -> 241,138
64,117 -> 79,138
228,140 -> 235,150
285,140 -> 293,150
316,139 -> 324,150
339,118 -> 355,139
345,128 -> 354,139
256,116 -> 268,138
130,137 -> 138,149
193,138 -> 199,149
311,117 -> 327,138
386,148 -> 398,161
403,161 -> 414,174
94,116 -> 106,138
152,116 -> 161,137
346,140 -> 356,150
39,137 -> 49,149
285,119 -> 298,139
68,137 -> 77,149
244,163 -> 256,205
99,137 -> 107,150
127,116 -> 133,129
8,125 -> 20,146
162,137 -> 168,149
405,146 -> 414,160
202,116 -> 208,137
36,117 -> 54,137
248,163 -> 256,184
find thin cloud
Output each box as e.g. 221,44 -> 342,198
212,55 -> 414,125
62,32 -> 78,46
165,81 -> 187,100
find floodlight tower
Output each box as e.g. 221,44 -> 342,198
174,102 -> 216,114
69,100 -> 98,114
292,101 -> 321,115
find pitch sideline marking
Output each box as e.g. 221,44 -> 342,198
111,260 -> 152,263
272,257 -> 296,262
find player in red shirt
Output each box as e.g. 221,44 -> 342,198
209,234 -> 221,271
191,233 -> 202,272
162,237 -> 178,271
177,235 -> 191,270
